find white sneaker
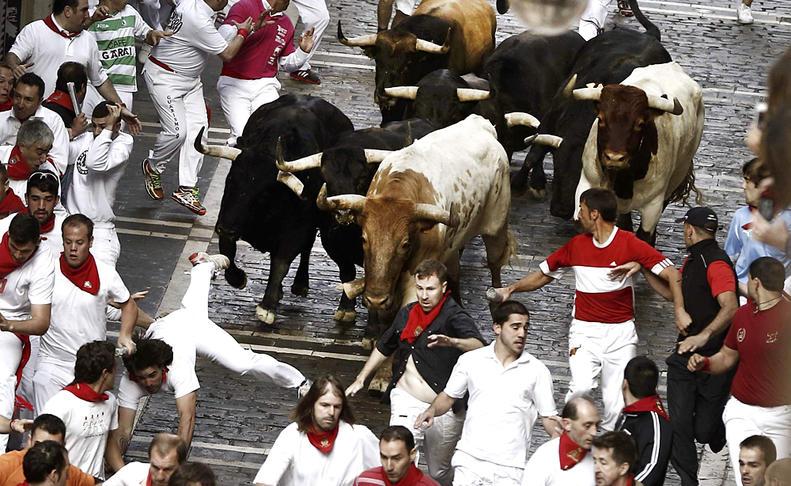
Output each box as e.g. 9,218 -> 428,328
297,379 -> 312,399
737,3 -> 754,24
189,252 -> 230,271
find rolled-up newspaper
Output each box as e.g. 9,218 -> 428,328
66,81 -> 81,115
485,287 -> 503,303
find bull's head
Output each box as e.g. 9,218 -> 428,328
316,184 -> 457,311
384,84 -> 490,128
338,20 -> 451,122
573,84 -> 682,173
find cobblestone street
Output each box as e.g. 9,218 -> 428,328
95,0 -> 791,483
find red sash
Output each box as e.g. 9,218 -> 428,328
14,334 -> 30,388
307,424 -> 339,454
63,382 -> 108,402
43,15 -> 80,39
0,99 -> 12,112
22,207 -> 56,234
622,394 -> 669,421
59,253 -> 100,295
400,291 -> 451,343
0,188 -> 25,216
558,431 -> 588,470
7,146 -> 32,181
45,90 -> 75,114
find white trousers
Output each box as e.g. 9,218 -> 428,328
567,319 -> 637,430
179,264 -> 305,388
390,387 -> 464,486
143,63 -> 207,188
452,450 -> 523,486
216,76 -> 281,147
723,396 -> 791,486
291,0 -> 329,70
0,331 -> 22,452
92,226 -> 121,268
578,0 -> 613,40
33,360 -> 74,416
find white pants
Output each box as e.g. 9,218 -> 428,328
33,359 -> 75,416
82,86 -> 134,123
578,0 -> 613,40
723,396 -> 791,486
291,0 -> 329,70
452,450 -> 523,486
92,226 -> 121,268
395,0 -> 416,15
390,387 -> 464,486
216,76 -> 281,147
143,62 -> 207,189
179,263 -> 305,388
567,319 -> 637,430
0,331 -> 22,452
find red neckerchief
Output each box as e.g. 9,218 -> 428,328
0,232 -> 33,278
146,472 -> 153,486
45,89 -> 75,114
385,464 -> 424,486
0,99 -> 11,111
63,382 -> 108,402
0,188 -> 25,216
307,423 -> 339,454
558,431 -> 588,470
625,474 -> 636,486
22,207 -> 56,234
16,482 -> 29,486
400,291 -> 451,343
622,394 -> 669,421
59,253 -> 100,295
129,366 -> 168,384
7,146 -> 32,181
43,15 -> 80,39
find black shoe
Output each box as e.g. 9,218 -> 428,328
709,434 -> 726,453
290,69 -> 321,85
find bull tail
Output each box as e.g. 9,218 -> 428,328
629,0 -> 661,41
505,229 -> 519,267
667,163 -> 703,208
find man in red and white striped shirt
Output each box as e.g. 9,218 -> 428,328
495,188 -> 686,430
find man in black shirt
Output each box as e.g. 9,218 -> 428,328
346,259 -> 484,486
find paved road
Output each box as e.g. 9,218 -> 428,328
95,0 -> 791,484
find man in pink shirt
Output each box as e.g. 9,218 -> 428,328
216,0 -> 314,146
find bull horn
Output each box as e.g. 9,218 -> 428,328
413,202 -> 458,227
193,127 -> 241,160
364,149 -> 392,163
336,278 -> 366,299
456,88 -> 490,102
524,134 -> 563,149
572,86 -> 603,101
337,21 -> 377,47
277,171 -> 305,196
562,74 -> 578,98
415,36 -> 450,54
275,153 -> 323,172
316,183 -> 367,213
647,94 -> 684,115
505,112 -> 541,128
384,86 -> 419,100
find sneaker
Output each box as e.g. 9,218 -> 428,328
290,69 -> 321,85
737,3 -> 754,24
171,186 -> 207,216
297,379 -> 312,399
617,0 -> 633,16
142,159 -> 164,200
189,252 -> 230,270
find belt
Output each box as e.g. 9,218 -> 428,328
149,56 -> 175,73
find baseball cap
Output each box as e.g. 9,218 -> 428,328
675,207 -> 718,234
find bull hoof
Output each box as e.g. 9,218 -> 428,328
225,268 -> 247,289
496,0 -> 510,14
361,337 -> 375,351
291,282 -> 309,297
255,305 -> 276,325
528,187 -> 547,200
333,309 -> 357,323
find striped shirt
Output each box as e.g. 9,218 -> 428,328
88,6 -> 151,92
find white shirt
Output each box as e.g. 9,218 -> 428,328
521,437 -> 595,486
0,210 -> 67,257
0,106 -> 71,177
116,309 -> 201,410
149,0 -> 228,79
0,239 -> 54,321
444,343 -> 558,469
65,130 -> 133,227
42,389 -> 119,479
103,461 -> 150,486
38,256 -> 130,367
254,421 -> 379,486
8,15 -> 108,98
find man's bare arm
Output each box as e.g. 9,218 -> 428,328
677,291 -> 738,354
105,428 -> 125,473
117,298 -> 138,354
176,391 -> 197,447
687,345 -> 740,374
495,269 -> 554,302
116,406 -> 136,454
345,348 -> 389,396
0,303 -> 51,335
414,392 -> 456,430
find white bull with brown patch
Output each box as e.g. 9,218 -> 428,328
318,114 -> 513,315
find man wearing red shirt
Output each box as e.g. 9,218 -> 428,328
354,426 -> 439,486
688,256 -> 791,486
